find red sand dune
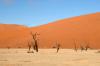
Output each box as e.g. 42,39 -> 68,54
0,24 -> 32,48
31,12 -> 100,49
0,12 -> 100,49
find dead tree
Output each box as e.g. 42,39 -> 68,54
82,41 -> 90,51
27,42 -> 34,53
85,43 -> 90,51
30,32 -> 39,52
7,46 -> 10,49
74,40 -> 78,52
80,45 -> 85,52
28,42 -> 31,51
56,43 -> 60,53
80,41 -> 90,52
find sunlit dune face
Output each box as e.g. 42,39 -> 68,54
31,12 -> 100,49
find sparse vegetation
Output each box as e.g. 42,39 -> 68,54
52,42 -> 60,53
80,41 -> 90,52
96,50 -> 100,53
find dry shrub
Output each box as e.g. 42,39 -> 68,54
96,50 -> 100,53
80,45 -> 85,52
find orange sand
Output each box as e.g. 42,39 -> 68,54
0,12 -> 100,49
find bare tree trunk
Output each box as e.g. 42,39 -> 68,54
30,32 -> 39,52
28,42 -> 31,51
56,43 -> 60,53
34,40 -> 38,52
74,40 -> 77,52
57,47 -> 60,53
27,42 -> 34,53
85,44 -> 90,51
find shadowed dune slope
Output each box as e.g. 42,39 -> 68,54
31,12 -> 100,49
0,12 -> 100,49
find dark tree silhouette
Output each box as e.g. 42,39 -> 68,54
56,43 -> 60,53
